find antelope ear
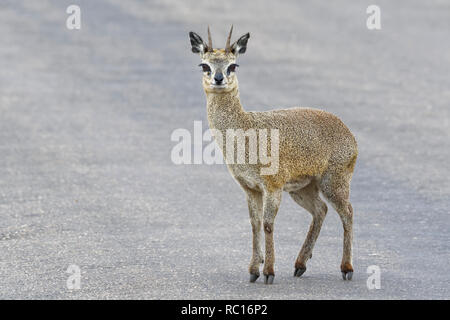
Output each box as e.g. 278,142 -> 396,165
231,33 -> 250,55
189,32 -> 207,54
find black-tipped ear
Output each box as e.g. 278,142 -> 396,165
231,33 -> 250,55
189,31 -> 207,54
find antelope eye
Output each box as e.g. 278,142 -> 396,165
227,63 -> 239,74
199,63 -> 211,73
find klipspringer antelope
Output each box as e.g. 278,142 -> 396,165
189,26 -> 358,284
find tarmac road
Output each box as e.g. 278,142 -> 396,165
0,0 -> 449,299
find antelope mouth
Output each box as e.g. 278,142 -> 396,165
210,84 -> 227,89
209,84 -> 228,91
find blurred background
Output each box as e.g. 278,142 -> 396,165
0,0 -> 449,299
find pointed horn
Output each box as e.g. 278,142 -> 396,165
225,25 -> 233,52
207,26 -> 213,51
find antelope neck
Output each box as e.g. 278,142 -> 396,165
205,87 -> 250,131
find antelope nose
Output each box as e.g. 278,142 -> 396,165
214,71 -> 224,84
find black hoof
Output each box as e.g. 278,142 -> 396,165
342,271 -> 353,280
249,274 -> 259,283
264,274 -> 274,285
294,267 -> 307,277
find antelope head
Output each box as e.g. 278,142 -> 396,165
189,26 -> 250,93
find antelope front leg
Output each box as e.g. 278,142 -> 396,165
245,189 -> 264,282
262,189 -> 282,284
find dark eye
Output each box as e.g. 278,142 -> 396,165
227,63 -> 239,75
199,63 -> 211,73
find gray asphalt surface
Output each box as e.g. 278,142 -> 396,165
0,0 -> 449,299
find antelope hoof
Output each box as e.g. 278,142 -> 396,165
264,274 -> 274,285
342,271 -> 353,280
249,273 -> 259,283
294,267 -> 307,277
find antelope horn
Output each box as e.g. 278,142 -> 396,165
225,25 -> 233,52
207,26 -> 213,51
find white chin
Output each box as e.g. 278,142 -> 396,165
210,84 -> 227,89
